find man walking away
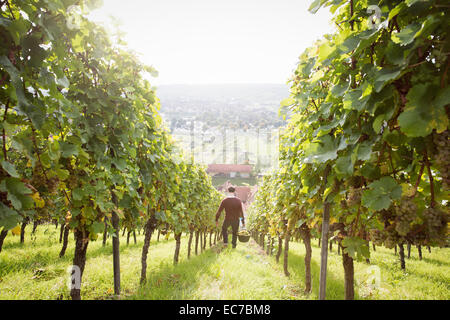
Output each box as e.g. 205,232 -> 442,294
215,186 -> 245,248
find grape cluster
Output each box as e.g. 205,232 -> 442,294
30,163 -> 46,191
47,176 -> 60,194
369,229 -> 384,245
383,227 -> 400,249
35,206 -> 49,219
0,168 -> 9,206
394,198 -> 417,236
66,175 -> 78,189
432,130 -> 449,191
30,163 -> 61,194
423,206 -> 448,244
346,187 -> 362,207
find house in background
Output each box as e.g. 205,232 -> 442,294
206,164 -> 252,178
217,180 -> 258,211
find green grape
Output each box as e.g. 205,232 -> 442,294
394,197 -> 417,236
47,177 -> 60,194
66,175 -> 78,189
433,131 -> 449,191
30,163 -> 46,190
346,187 -> 362,207
369,229 -> 384,245
423,206 -> 449,245
384,229 -> 399,249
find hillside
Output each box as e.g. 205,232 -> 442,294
157,83 -> 289,130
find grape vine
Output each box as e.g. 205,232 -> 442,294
0,0 -> 220,300
248,0 -> 449,300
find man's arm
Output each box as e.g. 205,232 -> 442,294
240,201 -> 245,226
215,199 -> 225,222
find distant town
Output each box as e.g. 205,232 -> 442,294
157,83 -> 288,188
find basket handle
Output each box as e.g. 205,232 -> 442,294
239,217 -> 246,230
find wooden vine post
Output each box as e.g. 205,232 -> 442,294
111,191 -> 121,298
319,201 -> 331,300
319,165 -> 331,300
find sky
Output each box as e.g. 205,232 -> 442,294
88,0 -> 334,85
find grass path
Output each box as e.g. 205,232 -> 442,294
0,225 -> 449,300
133,238 -> 299,300
0,226 -> 298,300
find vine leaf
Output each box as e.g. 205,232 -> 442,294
342,237 -> 370,261
308,0 -> 327,14
398,84 -> 449,137
373,67 -> 402,92
0,203 -> 22,230
1,161 -> 20,178
391,23 -> 421,46
361,177 -> 402,211
304,135 -> 347,164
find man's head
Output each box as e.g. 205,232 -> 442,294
228,186 -> 235,193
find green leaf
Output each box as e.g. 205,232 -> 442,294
361,177 -> 402,211
2,178 -> 32,196
406,0 -> 429,6
22,104 -> 46,130
388,2 -> 407,21
56,75 -> 70,88
304,135 -> 346,164
60,141 -> 79,158
0,203 -> 21,230
373,67 -> 402,92
331,83 -> 349,98
280,97 -> 295,108
391,23 -> 421,46
90,221 -> 105,234
86,0 -> 104,10
54,168 -> 70,180
72,188 -> 84,201
353,142 -> 373,162
385,41 -> 407,66
373,114 -> 385,133
383,130 -> 407,148
335,155 -> 354,178
434,86 -> 450,109
360,163 -> 381,180
112,158 -> 127,171
0,55 -> 29,109
0,178 -> 32,211
7,193 -> 22,210
318,42 -> 334,63
342,237 -> 370,261
337,34 -> 360,55
1,161 -> 20,178
0,17 -> 11,28
343,89 -> 368,111
308,0 -> 326,14
398,84 -> 449,137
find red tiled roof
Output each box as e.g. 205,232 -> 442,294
217,182 -> 258,210
235,186 -> 251,202
207,164 -> 252,174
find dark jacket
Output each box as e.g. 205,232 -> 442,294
215,196 -> 245,222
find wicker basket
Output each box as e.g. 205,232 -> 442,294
238,234 -> 250,242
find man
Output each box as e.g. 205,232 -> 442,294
215,186 -> 245,248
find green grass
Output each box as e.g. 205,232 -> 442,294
0,225 -> 449,300
282,241 -> 450,300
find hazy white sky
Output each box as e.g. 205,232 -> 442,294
89,0 -> 334,85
